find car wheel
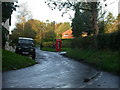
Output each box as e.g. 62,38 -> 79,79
32,54 -> 35,60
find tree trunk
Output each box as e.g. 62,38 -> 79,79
91,2 -> 99,49
91,2 -> 99,36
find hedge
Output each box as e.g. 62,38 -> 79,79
72,30 -> 120,51
97,31 -> 120,50
71,36 -> 94,49
42,41 -> 55,47
42,39 -> 73,48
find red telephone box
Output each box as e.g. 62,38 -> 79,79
55,39 -> 62,51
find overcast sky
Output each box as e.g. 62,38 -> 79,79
10,0 -> 119,31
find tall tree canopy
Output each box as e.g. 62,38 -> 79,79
16,2 -> 32,23
11,19 -> 56,44
117,13 -> 120,30
15,2 -> 32,31
45,0 -> 107,37
11,21 -> 37,44
56,22 -> 71,38
27,19 -> 46,42
104,12 -> 118,33
45,22 -> 56,40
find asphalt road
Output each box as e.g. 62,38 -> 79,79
2,48 -> 119,88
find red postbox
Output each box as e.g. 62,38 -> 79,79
55,39 -> 62,51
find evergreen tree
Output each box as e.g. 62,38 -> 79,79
71,4 -> 82,37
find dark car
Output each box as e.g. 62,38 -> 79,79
15,37 -> 36,59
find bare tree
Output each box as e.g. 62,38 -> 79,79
16,2 -> 32,31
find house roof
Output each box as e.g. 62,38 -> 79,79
62,29 -> 74,39
63,29 -> 72,34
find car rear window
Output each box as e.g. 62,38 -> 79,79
19,39 -> 33,44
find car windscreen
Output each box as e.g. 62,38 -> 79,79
19,39 -> 34,45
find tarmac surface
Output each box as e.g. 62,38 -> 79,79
2,47 -> 119,88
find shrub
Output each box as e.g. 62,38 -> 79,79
97,31 -> 120,50
62,39 -> 72,48
71,36 -> 94,49
42,41 -> 55,47
72,31 -> 120,51
42,39 -> 73,48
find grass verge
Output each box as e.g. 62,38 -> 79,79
2,49 -> 37,71
66,48 -> 119,75
41,47 -> 119,75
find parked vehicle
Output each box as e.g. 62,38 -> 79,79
15,37 -> 36,59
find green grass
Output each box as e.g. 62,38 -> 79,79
66,48 -> 119,75
2,49 -> 37,71
40,47 -> 119,75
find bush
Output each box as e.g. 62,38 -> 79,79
72,31 -> 120,51
71,36 -> 94,49
97,31 -> 120,50
42,38 -> 55,42
62,39 -> 72,48
42,39 -> 73,48
42,41 -> 55,47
